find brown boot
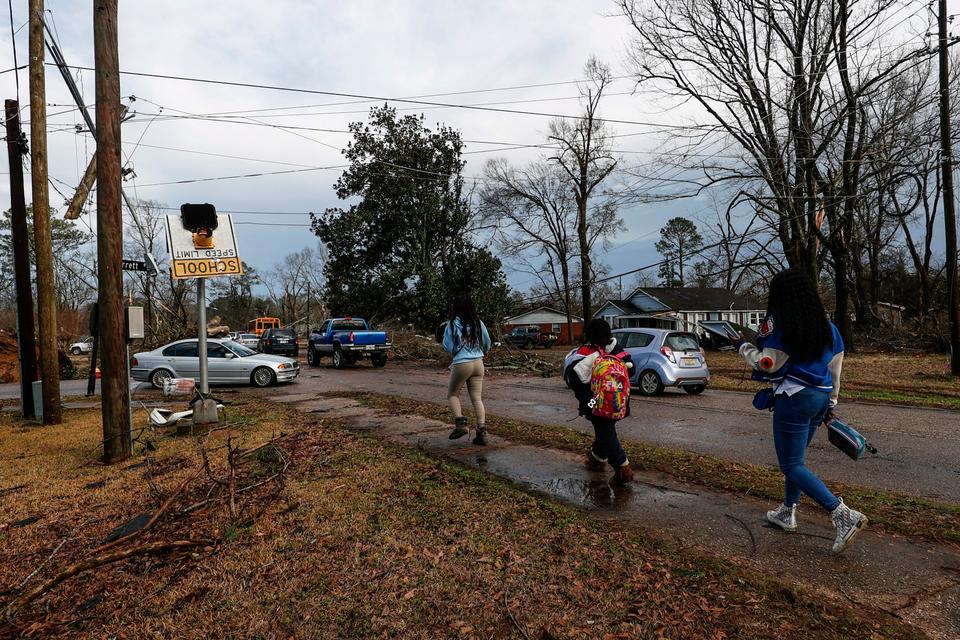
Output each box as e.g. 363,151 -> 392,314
585,451 -> 606,472
611,462 -> 634,485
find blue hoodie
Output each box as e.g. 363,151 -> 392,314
443,317 -> 491,366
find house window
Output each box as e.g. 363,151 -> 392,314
748,312 -> 761,328
552,323 -> 561,334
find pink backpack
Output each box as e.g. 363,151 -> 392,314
589,352 -> 630,420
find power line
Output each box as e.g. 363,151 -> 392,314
6,0 -> 20,102
49,63 -> 714,131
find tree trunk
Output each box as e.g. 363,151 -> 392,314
561,260 -> 575,345
577,196 -> 592,321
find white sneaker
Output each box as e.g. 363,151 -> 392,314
831,499 -> 868,554
766,503 -> 797,532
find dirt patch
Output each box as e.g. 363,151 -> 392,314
0,331 -> 79,384
0,398 -> 924,639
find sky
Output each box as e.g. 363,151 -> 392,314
0,0 -> 945,296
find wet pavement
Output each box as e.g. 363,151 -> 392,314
285,362 -> 960,503
267,393 -> 960,640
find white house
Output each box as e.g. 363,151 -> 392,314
594,287 -> 766,333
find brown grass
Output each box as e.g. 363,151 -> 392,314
335,391 -> 960,546
0,400 -> 925,639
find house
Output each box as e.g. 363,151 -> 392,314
594,287 -> 766,334
502,306 -> 584,344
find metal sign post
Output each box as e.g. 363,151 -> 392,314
165,208 -> 242,427
197,278 -> 208,395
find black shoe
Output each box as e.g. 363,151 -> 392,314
449,417 -> 469,440
472,427 -> 487,446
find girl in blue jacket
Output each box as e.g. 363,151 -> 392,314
737,268 -> 868,554
443,293 -> 492,445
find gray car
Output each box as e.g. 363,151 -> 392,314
613,328 -> 710,396
131,338 -> 300,389
235,333 -> 260,349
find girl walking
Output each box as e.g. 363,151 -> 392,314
737,268 -> 867,554
443,293 -> 492,445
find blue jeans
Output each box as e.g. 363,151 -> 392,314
772,388 -> 840,512
589,416 -> 628,468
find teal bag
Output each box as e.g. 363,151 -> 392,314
826,417 -> 877,460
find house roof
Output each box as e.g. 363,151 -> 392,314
503,306 -> 584,324
635,287 -> 762,311
597,299 -> 642,315
638,287 -> 764,311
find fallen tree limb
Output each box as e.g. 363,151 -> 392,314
95,462 -> 204,554
3,540 -> 207,621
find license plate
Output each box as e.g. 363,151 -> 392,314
681,357 -> 698,367
363,345 -> 375,351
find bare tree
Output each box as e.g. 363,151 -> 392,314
616,0 -> 935,348
479,159 -> 579,341
548,56 -> 620,321
262,246 -> 325,333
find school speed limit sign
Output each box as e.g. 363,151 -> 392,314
165,214 -> 244,280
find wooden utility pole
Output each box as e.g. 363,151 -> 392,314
939,0 -> 960,375
95,0 -> 130,462
4,100 -> 38,419
29,0 -> 62,424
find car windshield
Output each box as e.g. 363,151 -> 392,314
665,333 -> 700,352
332,319 -> 366,330
275,329 -> 296,338
223,341 -> 257,357
240,334 -> 257,340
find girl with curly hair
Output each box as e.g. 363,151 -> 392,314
736,268 -> 867,554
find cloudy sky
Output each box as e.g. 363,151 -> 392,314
0,0 -> 938,294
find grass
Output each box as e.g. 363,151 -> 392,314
705,351 -> 960,410
333,391 -> 960,546
0,399 -> 925,639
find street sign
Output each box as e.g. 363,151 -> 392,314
164,213 -> 243,280
121,259 -> 146,271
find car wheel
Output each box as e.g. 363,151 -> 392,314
638,370 -> 664,396
307,346 -> 319,367
523,339 -> 533,349
251,366 -> 275,388
70,347 -> 82,355
684,384 -> 706,395
150,368 -> 174,390
333,346 -> 347,369
371,353 -> 387,368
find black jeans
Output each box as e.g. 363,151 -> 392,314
589,415 -> 628,468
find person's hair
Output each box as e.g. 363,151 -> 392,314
583,318 -> 612,348
766,268 -> 832,361
450,293 -> 483,346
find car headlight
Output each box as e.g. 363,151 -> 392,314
277,363 -> 292,370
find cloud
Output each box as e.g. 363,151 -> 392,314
0,0 -> 703,290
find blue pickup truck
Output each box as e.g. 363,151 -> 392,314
306,317 -> 390,369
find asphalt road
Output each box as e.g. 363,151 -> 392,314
285,362 -> 960,504
3,363 -> 959,502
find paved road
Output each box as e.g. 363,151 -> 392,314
4,363 -> 959,502
284,362 -> 960,503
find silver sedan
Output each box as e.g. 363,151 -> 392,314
131,338 -> 300,389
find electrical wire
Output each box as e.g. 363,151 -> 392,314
7,0 -> 20,102
47,63 -> 717,132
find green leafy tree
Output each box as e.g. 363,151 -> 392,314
312,106 -> 509,328
655,217 -> 703,288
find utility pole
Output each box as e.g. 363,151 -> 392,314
939,0 -> 960,375
29,0 -> 62,424
4,101 -> 38,419
95,0 -> 131,462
